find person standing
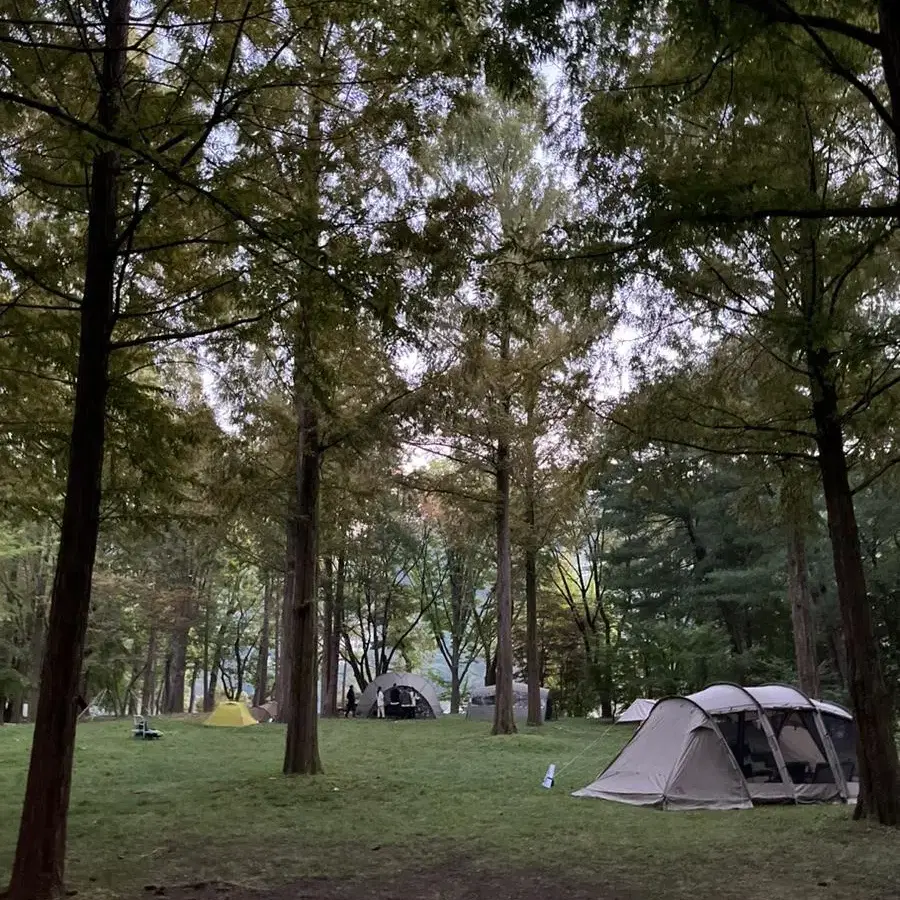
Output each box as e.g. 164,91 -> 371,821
345,685 -> 357,718
376,686 -> 386,719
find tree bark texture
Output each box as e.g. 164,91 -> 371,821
492,306 -> 516,736
493,434 -> 516,736
254,574 -> 272,706
787,523 -> 819,697
276,525 -> 296,722
188,660 -> 199,714
320,558 -> 335,715
810,356 -> 900,825
524,461 -> 541,726
525,544 -> 540,726
141,625 -> 157,715
5,3 -> 129,896
283,394 -> 323,774
162,590 -> 192,713
878,1 -> 900,174
326,552 -> 344,716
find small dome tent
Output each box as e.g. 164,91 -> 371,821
356,672 -> 442,719
615,698 -> 657,724
574,682 -> 858,810
466,682 -> 551,723
204,700 -> 258,728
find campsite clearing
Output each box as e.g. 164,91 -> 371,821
2,717 -> 899,900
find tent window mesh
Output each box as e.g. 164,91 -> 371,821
767,711 -> 830,783
820,713 -> 858,782
714,712 -> 782,782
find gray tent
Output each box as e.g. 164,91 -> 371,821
615,698 -> 657,724
574,683 -> 858,810
466,682 -> 551,723
356,672 -> 442,719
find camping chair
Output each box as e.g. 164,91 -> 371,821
132,715 -> 162,740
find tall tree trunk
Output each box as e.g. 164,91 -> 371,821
450,667 -> 461,715
809,354 -> 900,824
830,623 -> 848,689
141,626 -> 157,715
277,526 -> 296,722
484,650 -> 497,686
320,557 -> 335,715
273,578 -> 281,705
206,631 -> 225,711
492,308 -> 516,736
188,660 -> 199,714
326,552 -> 344,716
787,523 -> 819,697
524,485 -> 541,726
524,543 -> 540,725
493,436 -> 516,735
5,4 -> 129,895
254,575 -> 272,706
160,654 -> 172,712
283,394 -> 323,774
202,592 -> 211,712
163,599 -> 191,713
878,1 -> 900,173
523,382 -> 541,727
27,604 -> 45,720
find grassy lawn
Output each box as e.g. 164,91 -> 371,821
2,716 -> 900,899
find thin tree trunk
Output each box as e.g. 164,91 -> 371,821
523,384 -> 541,727
161,654 -> 173,712
810,355 -> 900,824
202,592 -> 211,712
830,623 -> 848,689
284,393 -> 323,774
5,5 -> 129,895
28,548 -> 49,718
450,668 -> 461,715
206,629 -> 225,711
787,523 -> 819,697
188,660 -> 199,714
163,603 -> 190,713
277,526 -> 296,722
525,545 -> 540,725
878,1 -> 900,172
254,575 -> 272,706
141,626 -> 157,715
493,306 -> 516,736
273,577 -> 281,705
493,436 -> 516,735
327,552 -> 344,716
320,557 -> 335,715
484,650 -> 497,686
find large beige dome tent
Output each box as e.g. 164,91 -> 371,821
574,683 -> 857,810
616,698 -> 657,724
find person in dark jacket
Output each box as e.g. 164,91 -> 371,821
345,685 -> 357,718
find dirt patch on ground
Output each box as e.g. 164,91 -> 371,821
137,866 -> 629,900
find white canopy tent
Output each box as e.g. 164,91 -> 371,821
615,698 -> 657,724
574,683 -> 857,810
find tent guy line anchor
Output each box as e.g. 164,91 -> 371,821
542,724 -> 616,789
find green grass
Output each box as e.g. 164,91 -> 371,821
2,716 -> 900,899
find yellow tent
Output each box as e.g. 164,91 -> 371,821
204,700 -> 258,728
